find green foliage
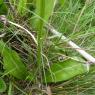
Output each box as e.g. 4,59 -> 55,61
0,0 -> 8,15
36,0 -> 45,66
43,0 -> 55,22
8,82 -> 13,95
0,41 -> 28,79
31,0 -> 56,67
59,0 -> 65,6
32,0 -> 55,28
0,0 -> 3,4
44,59 -> 87,83
0,78 -> 6,93
0,0 -> 95,94
17,0 -> 27,16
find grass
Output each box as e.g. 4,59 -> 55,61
0,0 -> 95,95
48,0 -> 95,94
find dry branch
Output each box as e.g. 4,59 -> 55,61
46,25 -> 95,64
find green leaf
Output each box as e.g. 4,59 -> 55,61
44,59 -> 87,83
17,0 -> 27,16
59,0 -> 65,6
0,0 -> 3,5
43,0 -> 55,21
0,0 -> 8,15
32,0 -> 55,28
0,41 -> 28,79
8,82 -> 13,95
0,78 -> 6,93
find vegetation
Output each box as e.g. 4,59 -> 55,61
0,0 -> 95,94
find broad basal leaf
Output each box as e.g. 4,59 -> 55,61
44,59 -> 88,83
0,78 -> 6,93
0,41 -> 28,79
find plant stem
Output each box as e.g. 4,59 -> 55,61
37,0 -> 45,66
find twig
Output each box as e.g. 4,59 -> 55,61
46,25 -> 95,64
0,33 -> 6,38
1,15 -> 95,64
8,20 -> 38,45
46,86 -> 52,95
0,15 -> 37,45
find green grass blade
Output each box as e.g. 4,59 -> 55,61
17,0 -> 27,16
0,78 -> 6,93
8,82 -> 13,95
